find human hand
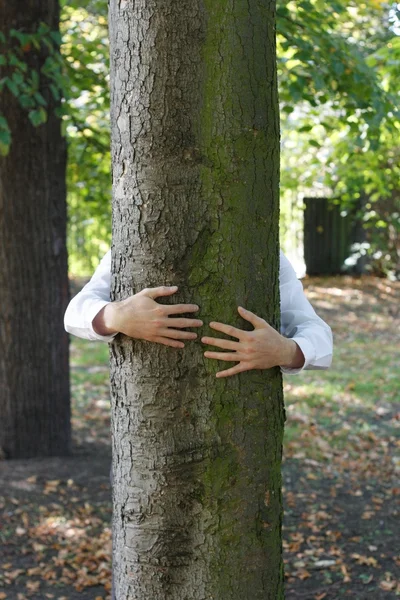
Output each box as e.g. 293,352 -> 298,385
201,306 -> 304,377
93,286 -> 202,348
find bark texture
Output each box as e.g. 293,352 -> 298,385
109,1 -> 283,598
0,0 -> 70,458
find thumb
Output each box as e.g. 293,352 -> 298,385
238,306 -> 267,328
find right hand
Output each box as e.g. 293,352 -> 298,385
93,286 -> 203,348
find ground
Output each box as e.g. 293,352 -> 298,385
0,275 -> 398,600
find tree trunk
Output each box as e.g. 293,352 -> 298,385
0,0 -> 70,458
109,1 -> 283,598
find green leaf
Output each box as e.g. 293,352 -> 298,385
298,125 -> 313,133
12,72 -> 24,86
50,31 -> 62,45
49,83 -> 60,100
28,107 -> 47,127
37,22 -> 50,36
30,69 -> 40,89
0,115 -> 11,155
5,78 -> 19,97
34,91 -> 47,107
19,94 -> 35,109
8,53 -> 20,67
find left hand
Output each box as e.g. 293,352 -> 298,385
202,306 -> 303,378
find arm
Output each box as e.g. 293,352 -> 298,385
64,250 -> 203,347
64,250 -> 117,342
279,251 -> 333,374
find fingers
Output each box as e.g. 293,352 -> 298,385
238,306 -> 266,328
166,303 -> 200,315
216,364 -> 249,378
153,336 -> 185,349
167,317 -> 203,328
209,321 -> 244,339
160,328 -> 198,340
204,351 -> 238,362
142,286 -> 178,299
201,336 -> 239,350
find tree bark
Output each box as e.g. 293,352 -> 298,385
0,0 -> 70,458
109,1 -> 283,598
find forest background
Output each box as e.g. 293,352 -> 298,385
2,0 -> 398,278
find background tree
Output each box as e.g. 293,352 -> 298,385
0,0 -> 70,458
109,1 -> 284,598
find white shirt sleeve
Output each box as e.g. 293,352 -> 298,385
279,251 -> 333,374
64,250 -> 117,342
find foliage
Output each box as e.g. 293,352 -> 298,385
278,1 -> 400,276
60,0 -> 400,275
278,0 -> 397,143
0,24 -> 65,155
329,34 -> 400,276
60,0 -> 111,274
1,0 -> 399,275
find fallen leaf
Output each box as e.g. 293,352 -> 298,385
351,553 -> 378,567
380,579 -> 397,591
297,569 -> 311,580
26,581 -> 40,592
341,563 -> 351,583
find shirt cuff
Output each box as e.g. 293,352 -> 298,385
280,336 -> 316,375
85,300 -> 118,343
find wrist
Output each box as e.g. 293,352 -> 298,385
92,302 -> 120,336
279,338 -> 305,369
